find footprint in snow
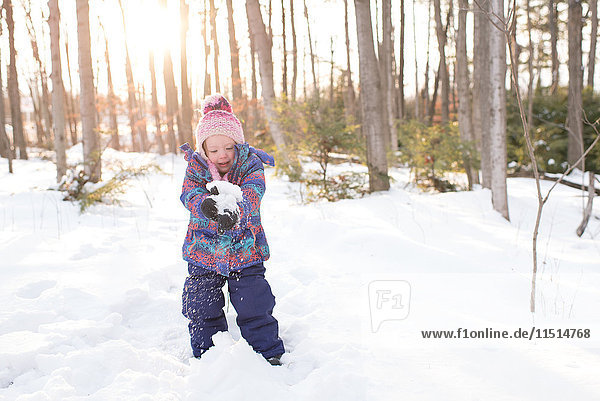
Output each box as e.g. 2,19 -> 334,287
16,280 -> 57,299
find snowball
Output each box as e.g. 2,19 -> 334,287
209,193 -> 240,214
206,181 -> 243,214
206,181 -> 243,202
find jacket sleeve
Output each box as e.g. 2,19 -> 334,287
237,167 -> 266,228
180,162 -> 219,231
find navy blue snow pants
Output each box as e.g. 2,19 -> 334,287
182,262 -> 285,359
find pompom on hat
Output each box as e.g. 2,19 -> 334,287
195,94 -> 244,160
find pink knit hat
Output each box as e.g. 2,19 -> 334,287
195,94 -> 244,160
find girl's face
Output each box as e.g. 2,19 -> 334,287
203,135 -> 236,174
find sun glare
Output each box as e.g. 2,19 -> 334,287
100,0 -> 180,63
130,1 -> 180,59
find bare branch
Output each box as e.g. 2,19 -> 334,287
542,112 -> 600,203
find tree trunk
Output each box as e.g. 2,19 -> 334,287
289,0 -> 298,102
412,0 -> 420,119
164,50 -> 180,153
64,37 -> 78,146
268,0 -> 273,39
210,0 -> 221,93
249,30 -> 259,133
456,0 -> 475,189
48,0 -> 67,181
344,0 -> 356,119
567,0 -> 583,169
246,0 -> 299,175
304,0 -> 319,97
354,0 -> 390,192
473,0 -> 490,188
281,0 -> 288,99
76,0 -> 100,182
576,172 -> 595,237
226,0 -> 243,102
149,51 -> 165,155
29,80 -> 45,147
99,23 -> 119,150
509,23 -> 519,93
4,0 -> 27,159
117,0 -> 140,152
421,0 -> 433,122
428,61 -> 441,124
588,0 -> 597,88
203,0 -> 212,96
137,84 -> 148,151
382,0 -> 396,150
549,0 -> 559,94
24,2 -> 52,146
489,0 -> 509,220
0,47 -> 14,173
398,0 -> 405,120
329,38 -> 335,105
527,0 -> 534,136
107,51 -> 119,150
180,0 -> 193,147
433,0 -> 449,124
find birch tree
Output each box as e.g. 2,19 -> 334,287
210,0 -> 221,92
226,0 -> 243,101
587,0 -> 597,89
433,0 -> 450,124
473,0 -> 490,188
149,51 -> 165,155
76,0 -> 100,182
48,0 -> 67,181
64,36 -> 78,145
99,22 -> 119,150
0,44 -> 14,173
488,0 -> 509,220
163,49 -> 180,152
23,1 -> 52,145
344,0 -> 356,119
354,0 -> 390,191
567,0 -> 583,169
382,0 -> 396,150
398,0 -> 405,120
249,28 -> 259,132
246,0 -> 300,176
456,0 -> 475,188
412,0 -> 420,119
203,0 -> 211,96
549,0 -> 559,94
289,0 -> 298,102
281,0 -> 288,98
3,0 -> 27,159
117,0 -> 140,151
180,0 -> 193,147
303,0 -> 318,96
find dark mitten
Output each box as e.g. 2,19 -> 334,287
216,209 -> 239,234
200,197 -> 219,220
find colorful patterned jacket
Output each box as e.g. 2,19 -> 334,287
179,142 -> 275,276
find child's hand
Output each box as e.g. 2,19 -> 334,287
200,197 -> 219,220
216,209 -> 239,234
204,181 -> 242,233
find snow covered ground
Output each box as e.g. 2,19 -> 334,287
1,147 -> 599,401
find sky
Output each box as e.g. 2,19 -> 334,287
0,0 -> 598,114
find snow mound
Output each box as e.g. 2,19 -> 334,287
1,146 -> 599,400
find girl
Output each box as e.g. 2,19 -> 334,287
179,94 -> 285,365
